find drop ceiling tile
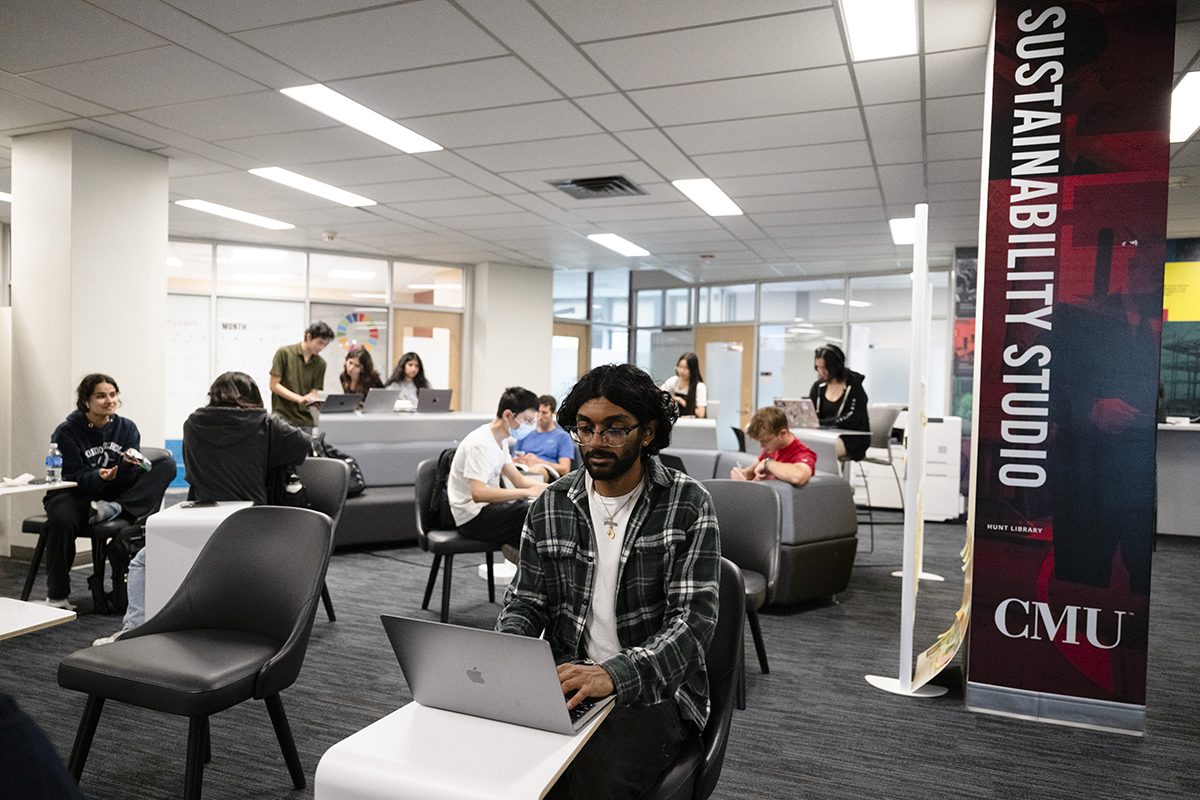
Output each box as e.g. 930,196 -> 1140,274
741,194 -> 885,218
0,72 -> 113,118
607,217 -> 718,235
612,129 -> 699,180
170,170 -> 266,199
331,58 -> 561,120
927,95 -> 987,134
404,101 -> 602,149
456,133 -> 635,173
0,0 -> 167,73
864,102 -> 923,164
159,149 -> 240,179
928,181 -> 981,202
877,163 -> 926,205
347,177 -> 490,205
90,113 -> 255,168
853,57 -> 921,105
391,196 -> 525,219
927,130 -> 983,162
0,89 -> 77,132
717,175 -> 879,204
272,205 -> 384,227
1176,21 -> 1200,71
134,91 -> 335,142
926,48 -> 989,98
161,0 -> 388,33
25,46 -> 261,112
735,167 -> 879,196
582,8 -> 843,90
924,0 -> 994,53
629,66 -> 856,127
417,151 -> 526,195
432,211 -> 552,230
574,94 -> 655,132
216,127 -> 399,166
538,0 -> 823,40
764,220 -> 889,238
233,2 -> 505,82
667,108 -> 865,156
928,158 -> 983,184
695,141 -> 872,179
504,162 -> 662,195
574,202 -> 701,223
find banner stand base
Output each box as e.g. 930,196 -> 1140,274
479,562 -> 516,581
890,570 -> 944,581
865,675 -> 948,697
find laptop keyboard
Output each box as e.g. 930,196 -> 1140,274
568,696 -> 599,724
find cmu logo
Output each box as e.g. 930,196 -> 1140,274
993,599 -> 1129,649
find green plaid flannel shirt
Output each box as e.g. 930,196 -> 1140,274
497,457 -> 721,729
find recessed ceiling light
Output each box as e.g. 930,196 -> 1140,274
249,167 -> 376,207
1171,73 -> 1200,142
587,233 -> 650,257
166,257 -> 183,267
328,269 -> 376,280
281,84 -> 442,154
0,191 -> 11,203
671,178 -> 743,216
889,217 -> 917,245
840,0 -> 918,61
175,199 -> 294,230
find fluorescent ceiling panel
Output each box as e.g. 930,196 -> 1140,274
175,199 -> 295,230
671,179 -> 743,216
281,84 -> 442,154
841,0 -> 918,61
1171,73 -> 1200,143
889,217 -> 916,244
587,233 -> 650,257
0,192 -> 10,203
249,167 -> 376,207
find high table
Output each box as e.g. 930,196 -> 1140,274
316,411 -> 493,445
315,701 -> 612,800
791,428 -> 871,476
0,480 -> 78,497
144,501 -> 253,617
1156,423 -> 1200,536
0,597 -> 75,640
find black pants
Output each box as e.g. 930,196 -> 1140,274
547,700 -> 688,800
41,460 -> 174,601
457,500 -> 529,547
0,694 -> 85,800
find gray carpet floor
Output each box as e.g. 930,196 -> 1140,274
2,509 -> 1198,799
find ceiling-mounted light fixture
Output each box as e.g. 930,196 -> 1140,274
587,233 -> 650,257
175,199 -> 294,230
281,84 -> 442,154
249,167 -> 376,207
840,0 -> 918,61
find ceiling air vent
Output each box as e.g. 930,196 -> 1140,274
547,175 -> 647,200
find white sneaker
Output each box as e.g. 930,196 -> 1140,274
44,596 -> 76,611
88,500 -> 122,525
93,628 -> 132,647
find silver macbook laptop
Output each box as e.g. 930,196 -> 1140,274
362,388 -> 402,413
319,393 -> 360,413
774,398 -> 820,429
381,614 -> 614,735
417,387 -> 452,413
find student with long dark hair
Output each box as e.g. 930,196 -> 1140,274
808,344 -> 870,460
659,351 -> 707,418
387,351 -> 431,405
339,347 -> 385,406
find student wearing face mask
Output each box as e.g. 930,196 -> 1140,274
447,387 -> 548,554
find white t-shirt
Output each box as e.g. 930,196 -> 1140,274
583,472 -> 645,663
660,375 -> 707,413
448,423 -> 510,526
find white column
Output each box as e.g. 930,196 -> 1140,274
470,261 -> 553,412
5,130 -> 168,552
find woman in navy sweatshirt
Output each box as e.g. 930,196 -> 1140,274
42,374 -> 172,609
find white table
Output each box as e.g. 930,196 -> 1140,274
144,501 -> 253,617
792,428 -> 871,476
315,701 -> 612,800
0,480 -> 77,497
316,412 -> 493,445
0,597 -> 75,640
672,418 -> 718,450
1157,423 -> 1200,536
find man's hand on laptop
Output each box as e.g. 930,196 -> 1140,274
557,662 -> 613,709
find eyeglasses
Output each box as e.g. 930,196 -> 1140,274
564,424 -> 641,446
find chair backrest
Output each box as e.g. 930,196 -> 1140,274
694,557 -> 746,799
296,457 -> 350,529
414,458 -> 447,544
701,480 -> 782,601
867,405 -> 902,455
136,506 -> 333,698
657,453 -> 688,475
731,427 -> 746,452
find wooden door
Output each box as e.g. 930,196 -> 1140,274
552,321 -> 591,382
694,325 -> 756,430
392,309 -> 463,411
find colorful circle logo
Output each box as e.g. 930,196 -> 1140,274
337,312 -> 379,351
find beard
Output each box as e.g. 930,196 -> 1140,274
582,440 -> 643,483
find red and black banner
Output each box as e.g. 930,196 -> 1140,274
968,0 -> 1174,711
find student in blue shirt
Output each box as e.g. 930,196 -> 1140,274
513,395 -> 575,480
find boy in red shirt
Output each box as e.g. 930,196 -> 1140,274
731,406 -> 816,487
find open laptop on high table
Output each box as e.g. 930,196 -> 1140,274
361,387 -> 402,413
416,387 -> 452,412
319,393 -> 360,413
381,614 -> 614,735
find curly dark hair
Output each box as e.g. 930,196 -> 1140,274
207,371 -> 264,409
75,373 -> 121,413
557,364 -> 678,456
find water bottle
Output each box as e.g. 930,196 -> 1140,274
46,442 -> 63,483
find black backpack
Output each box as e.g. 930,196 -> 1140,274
430,447 -> 457,529
310,432 -> 367,497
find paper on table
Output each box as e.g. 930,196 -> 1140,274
2,473 -> 35,487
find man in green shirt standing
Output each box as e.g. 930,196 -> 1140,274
269,322 -> 335,428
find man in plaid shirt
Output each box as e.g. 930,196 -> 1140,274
498,363 -> 721,800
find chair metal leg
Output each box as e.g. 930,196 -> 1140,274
485,551 -> 495,603
68,695 -> 105,780
90,533 -> 110,611
201,715 -> 211,763
421,554 -> 442,611
890,463 -> 905,511
735,638 -> 747,711
747,607 -> 769,674
440,554 -> 455,624
265,694 -> 306,790
857,461 -> 874,553
184,716 -> 206,800
320,580 -> 336,622
20,532 -> 48,602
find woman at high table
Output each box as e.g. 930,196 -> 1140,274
660,351 -> 707,418
808,343 -> 870,461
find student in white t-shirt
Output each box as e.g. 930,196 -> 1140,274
447,386 -> 547,548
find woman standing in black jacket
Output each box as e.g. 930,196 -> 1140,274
808,344 -> 871,461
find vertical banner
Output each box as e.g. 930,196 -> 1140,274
966,0 -> 1174,733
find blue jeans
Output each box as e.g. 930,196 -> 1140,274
122,547 -> 146,630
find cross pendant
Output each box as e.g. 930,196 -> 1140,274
605,521 -> 616,539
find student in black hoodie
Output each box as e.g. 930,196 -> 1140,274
808,344 -> 871,462
42,374 -> 174,609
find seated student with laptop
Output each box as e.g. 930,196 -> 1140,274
447,387 -> 547,553
513,394 -> 575,481
499,364 -> 720,800
730,405 -> 817,487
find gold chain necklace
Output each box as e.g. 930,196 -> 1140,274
592,483 -> 639,539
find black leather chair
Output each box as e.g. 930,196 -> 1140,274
57,506 -> 334,800
295,457 -> 350,622
414,458 -> 499,624
21,446 -> 175,612
644,557 -> 745,800
701,479 -> 782,709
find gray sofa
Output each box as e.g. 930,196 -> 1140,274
661,447 -> 858,605
332,440 -> 456,547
